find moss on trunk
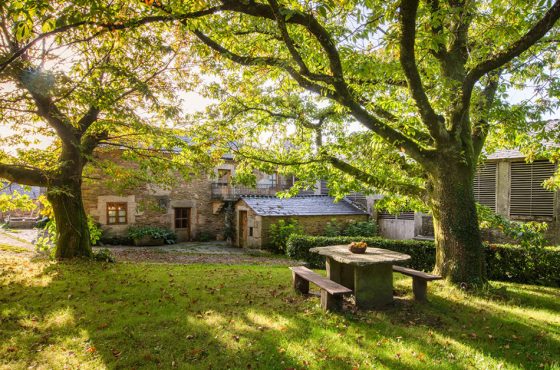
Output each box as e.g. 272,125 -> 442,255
428,161 -> 486,284
48,178 -> 92,259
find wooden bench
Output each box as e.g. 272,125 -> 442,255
289,266 -> 352,311
392,265 -> 442,302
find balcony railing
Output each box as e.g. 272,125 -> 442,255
211,181 -> 292,200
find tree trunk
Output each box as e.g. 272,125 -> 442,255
428,159 -> 486,284
47,176 -> 92,259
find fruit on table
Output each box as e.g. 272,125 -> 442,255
349,241 -> 367,248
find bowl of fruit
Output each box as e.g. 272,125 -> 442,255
348,241 -> 367,254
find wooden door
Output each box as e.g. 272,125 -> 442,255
238,211 -> 248,247
174,207 -> 191,241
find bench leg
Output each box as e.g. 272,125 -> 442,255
412,277 -> 427,302
320,290 -> 342,311
292,272 -> 309,294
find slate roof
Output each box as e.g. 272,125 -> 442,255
487,149 -> 525,160
0,183 -> 43,199
240,195 -> 367,216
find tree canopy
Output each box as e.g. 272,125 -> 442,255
0,1 -> 213,257
1,0 -> 559,280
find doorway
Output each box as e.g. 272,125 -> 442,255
238,210 -> 248,247
174,207 -> 191,241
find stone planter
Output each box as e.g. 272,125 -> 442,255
133,235 -> 165,246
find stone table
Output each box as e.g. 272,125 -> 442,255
309,245 -> 411,309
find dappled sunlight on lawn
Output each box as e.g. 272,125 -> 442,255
1,256 -> 558,369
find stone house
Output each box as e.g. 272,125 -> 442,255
82,150 -> 296,243
235,195 -> 368,248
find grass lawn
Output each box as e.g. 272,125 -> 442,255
0,255 -> 558,369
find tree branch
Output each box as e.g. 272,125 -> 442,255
0,163 -> 48,186
193,29 -> 433,165
0,6 -> 225,72
472,72 -> 500,157
399,0 -> 447,141
327,156 -> 424,196
465,0 -> 560,88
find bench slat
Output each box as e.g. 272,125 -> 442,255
290,266 -> 352,295
393,265 -> 441,281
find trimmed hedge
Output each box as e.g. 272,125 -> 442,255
485,244 -> 560,286
286,235 -> 560,286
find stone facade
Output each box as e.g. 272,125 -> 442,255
82,150 -> 234,242
81,151 -> 300,243
234,198 -> 368,248
83,173 -> 227,242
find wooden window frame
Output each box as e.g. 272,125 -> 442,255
106,202 -> 128,225
174,207 -> 191,229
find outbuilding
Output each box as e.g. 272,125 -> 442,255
235,195 -> 368,248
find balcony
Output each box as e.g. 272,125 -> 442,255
211,181 -> 292,200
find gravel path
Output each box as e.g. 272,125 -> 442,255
0,230 -> 298,266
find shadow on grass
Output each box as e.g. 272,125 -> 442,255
0,259 -> 558,369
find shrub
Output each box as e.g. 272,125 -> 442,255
99,235 -> 133,246
485,244 -> 560,286
88,217 -> 102,246
322,219 -> 377,237
127,225 -> 177,245
35,215 -> 102,258
343,220 -> 377,237
92,248 -> 115,263
323,219 -> 342,237
478,204 -> 548,248
268,219 -> 303,253
195,231 -> 214,242
286,235 -> 560,286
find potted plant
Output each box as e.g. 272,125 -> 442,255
348,241 -> 367,254
127,226 -> 177,246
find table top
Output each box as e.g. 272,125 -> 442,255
309,245 -> 411,266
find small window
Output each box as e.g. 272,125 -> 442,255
175,207 -> 191,229
217,169 -> 232,184
107,202 -> 127,225
268,172 -> 278,187
249,227 -> 254,237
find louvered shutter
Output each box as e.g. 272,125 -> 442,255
320,180 -> 329,195
378,210 -> 415,220
473,163 -> 497,211
510,161 -> 555,217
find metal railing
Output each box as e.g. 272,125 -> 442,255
211,181 -> 292,200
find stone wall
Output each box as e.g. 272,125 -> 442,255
258,214 -> 368,248
82,152 -> 225,241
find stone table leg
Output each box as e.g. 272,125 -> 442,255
354,263 -> 393,309
326,257 -> 354,290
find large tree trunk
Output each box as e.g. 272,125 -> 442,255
428,159 -> 486,284
47,172 -> 91,259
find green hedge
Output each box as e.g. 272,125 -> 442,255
286,235 -> 560,286
485,244 -> 560,286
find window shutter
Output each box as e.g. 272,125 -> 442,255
378,211 -> 415,220
510,161 -> 555,217
473,163 -> 497,211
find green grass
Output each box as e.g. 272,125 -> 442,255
0,255 -> 558,370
